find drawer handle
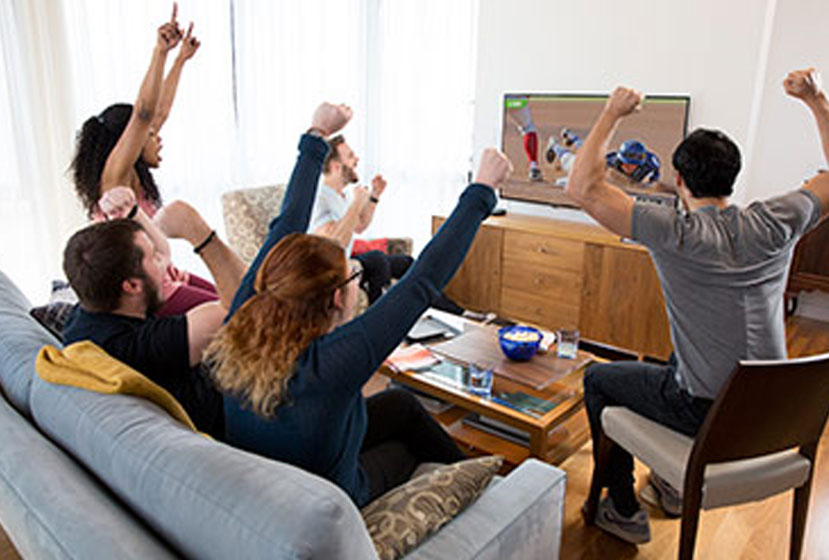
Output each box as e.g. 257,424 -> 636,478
537,246 -> 553,255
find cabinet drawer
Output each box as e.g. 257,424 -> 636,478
500,287 -> 580,330
503,231 -> 584,273
502,257 -> 582,302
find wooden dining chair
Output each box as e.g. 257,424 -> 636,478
583,351 -> 829,559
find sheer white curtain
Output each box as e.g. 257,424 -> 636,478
0,0 -> 84,303
232,0 -> 368,188
364,0 -> 479,251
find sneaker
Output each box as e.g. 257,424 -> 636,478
639,471 -> 682,517
528,166 -> 543,181
594,497 -> 651,544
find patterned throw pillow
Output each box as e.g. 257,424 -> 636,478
361,455 -> 503,560
29,280 -> 80,342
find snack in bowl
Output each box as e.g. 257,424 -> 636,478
498,325 -> 542,361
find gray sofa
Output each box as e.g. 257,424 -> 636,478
0,269 -> 567,559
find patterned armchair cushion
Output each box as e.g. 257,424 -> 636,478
221,185 -> 412,264
221,185 -> 287,265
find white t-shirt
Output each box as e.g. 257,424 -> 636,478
309,182 -> 354,255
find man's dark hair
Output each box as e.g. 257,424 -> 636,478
322,135 -> 346,174
672,128 -> 741,198
63,220 -> 145,313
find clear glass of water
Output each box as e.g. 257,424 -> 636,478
556,329 -> 579,359
468,363 -> 493,398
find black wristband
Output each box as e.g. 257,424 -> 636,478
193,230 -> 217,254
369,195 -> 379,204
126,204 -> 138,219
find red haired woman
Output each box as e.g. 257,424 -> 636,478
206,147 -> 513,506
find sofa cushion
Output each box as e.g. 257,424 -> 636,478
0,391 -> 177,559
362,455 -> 503,560
0,270 -> 58,416
29,376 -> 379,560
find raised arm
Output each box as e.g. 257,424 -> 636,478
320,149 -> 512,390
98,186 -> 171,262
101,6 -> 182,191
784,68 -> 829,215
155,201 -> 245,310
314,186 -> 370,247
228,103 -> 353,316
356,175 -> 386,232
566,87 -> 640,238
152,22 -> 200,132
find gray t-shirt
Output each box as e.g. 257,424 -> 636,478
309,182 -> 353,255
631,189 -> 821,399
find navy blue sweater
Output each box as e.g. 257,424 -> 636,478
224,136 -> 496,505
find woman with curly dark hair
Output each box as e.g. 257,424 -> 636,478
71,4 -> 217,316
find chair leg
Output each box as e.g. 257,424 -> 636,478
790,444 -> 817,560
678,480 -> 703,560
582,430 -> 614,525
790,482 -> 812,560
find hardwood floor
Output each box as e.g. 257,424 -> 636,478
0,523 -> 19,560
559,316 -> 829,559
1,317 -> 827,559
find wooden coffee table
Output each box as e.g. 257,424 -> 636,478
379,323 -> 595,468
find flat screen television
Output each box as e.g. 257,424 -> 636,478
499,93 -> 690,207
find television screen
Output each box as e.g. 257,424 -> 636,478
500,93 -> 689,207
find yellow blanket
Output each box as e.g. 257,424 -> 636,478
36,341 -> 198,432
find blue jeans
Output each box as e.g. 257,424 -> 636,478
583,356 -> 713,515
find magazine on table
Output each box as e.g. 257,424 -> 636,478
384,344 -> 440,372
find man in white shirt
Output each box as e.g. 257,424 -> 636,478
309,135 -> 464,312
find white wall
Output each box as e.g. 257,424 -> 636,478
473,0 -> 781,214
745,0 -> 829,200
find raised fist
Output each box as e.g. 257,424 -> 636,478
606,87 -> 644,118
371,174 -> 387,198
783,68 -> 823,102
474,148 -> 513,189
154,200 -> 209,244
99,186 -> 137,220
311,103 -> 352,137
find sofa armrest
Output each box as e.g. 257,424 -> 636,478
403,459 -> 566,560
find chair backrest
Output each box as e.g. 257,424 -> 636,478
690,352 -> 829,467
221,185 -> 287,264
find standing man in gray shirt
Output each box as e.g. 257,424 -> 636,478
565,68 -> 829,545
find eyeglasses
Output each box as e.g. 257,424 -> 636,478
334,265 -> 363,291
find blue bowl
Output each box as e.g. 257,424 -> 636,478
498,326 -> 542,361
